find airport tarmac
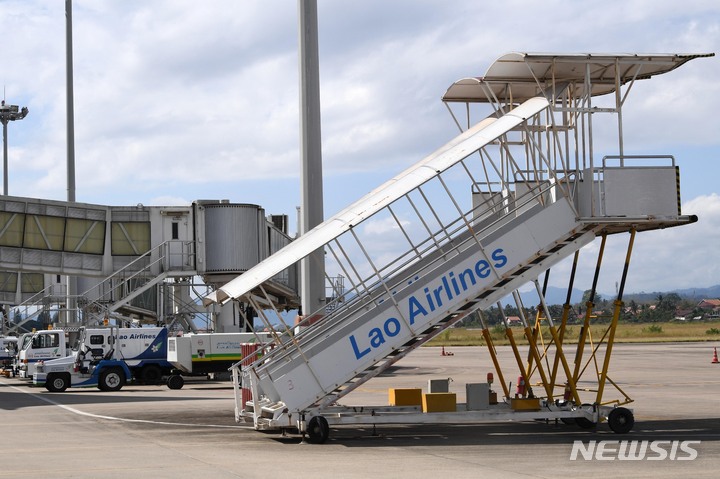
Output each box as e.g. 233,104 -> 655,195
2,342 -> 719,478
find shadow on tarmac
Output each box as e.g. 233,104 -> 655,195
0,379 -> 232,411
270,417 -> 720,447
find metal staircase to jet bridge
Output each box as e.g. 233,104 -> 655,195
205,52 -> 710,434
3,240 -> 198,335
77,240 -> 197,327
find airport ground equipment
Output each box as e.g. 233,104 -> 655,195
166,331 -> 272,389
17,329 -> 76,379
0,336 -> 18,375
204,52 -> 713,442
32,326 -> 171,391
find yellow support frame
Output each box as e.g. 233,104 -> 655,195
478,230 -> 638,411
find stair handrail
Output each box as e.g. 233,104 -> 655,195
78,240 -> 195,324
251,179 -> 562,369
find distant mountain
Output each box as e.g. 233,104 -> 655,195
512,286 -> 584,307
623,285 -> 720,303
511,285 -> 720,307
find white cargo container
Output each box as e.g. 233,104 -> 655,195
168,332 -> 271,374
166,332 -> 271,389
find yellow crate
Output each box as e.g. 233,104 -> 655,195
510,398 -> 541,411
389,388 -> 423,406
422,392 -> 457,413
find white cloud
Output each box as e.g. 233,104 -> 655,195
547,194 -> 720,296
0,0 -> 717,293
624,194 -> 720,292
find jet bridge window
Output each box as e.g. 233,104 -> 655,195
23,214 -> 65,251
111,221 -> 151,256
0,212 -> 25,247
0,271 -> 18,294
65,218 -> 106,255
20,273 -> 44,294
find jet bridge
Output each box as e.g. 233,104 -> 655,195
0,198 -> 299,333
206,52 -> 712,442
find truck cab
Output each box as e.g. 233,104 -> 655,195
34,327 -> 131,392
78,329 -> 116,364
18,330 -> 74,379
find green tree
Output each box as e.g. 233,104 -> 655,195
659,293 -> 681,313
581,289 -> 602,306
629,299 -> 638,314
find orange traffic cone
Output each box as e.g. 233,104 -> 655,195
712,347 -> 719,364
440,346 -> 454,356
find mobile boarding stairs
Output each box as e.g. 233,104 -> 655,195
206,52 -> 713,442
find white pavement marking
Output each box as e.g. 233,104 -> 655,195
0,379 -> 249,429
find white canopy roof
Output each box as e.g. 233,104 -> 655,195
442,52 -> 714,103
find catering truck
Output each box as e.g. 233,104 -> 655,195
166,332 -> 272,389
33,326 -> 172,392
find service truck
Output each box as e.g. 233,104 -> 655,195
33,326 -> 173,392
17,329 -> 76,379
166,332 -> 271,389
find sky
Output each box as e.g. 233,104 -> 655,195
0,0 -> 718,298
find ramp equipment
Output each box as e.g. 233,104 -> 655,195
205,52 -> 712,443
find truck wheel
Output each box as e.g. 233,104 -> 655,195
306,416 -> 330,444
46,373 -> 70,392
99,367 -> 125,392
167,374 -> 184,390
608,407 -> 634,434
575,404 -> 597,429
575,416 -> 597,429
140,365 -> 163,385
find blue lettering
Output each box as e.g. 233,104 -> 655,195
475,259 -> 491,278
433,286 -> 445,308
408,296 -> 428,325
369,327 -> 385,348
458,269 -> 476,289
423,288 -> 436,311
349,316 -> 405,360
350,334 -> 371,360
384,317 -> 401,337
448,272 -> 461,296
350,247 -> 511,362
492,248 -> 508,268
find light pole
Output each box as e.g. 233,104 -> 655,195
0,100 -> 29,195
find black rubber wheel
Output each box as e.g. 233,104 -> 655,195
45,373 -> 70,392
307,416 -> 330,444
608,407 -> 634,434
575,416 -> 597,429
575,404 -> 597,429
98,367 -> 124,392
167,374 -> 184,390
140,365 -> 163,385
